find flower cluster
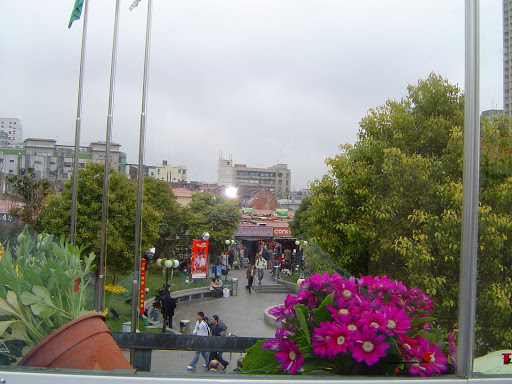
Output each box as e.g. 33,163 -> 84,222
256,273 -> 453,376
104,284 -> 127,294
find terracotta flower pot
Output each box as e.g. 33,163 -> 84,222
18,312 -> 132,370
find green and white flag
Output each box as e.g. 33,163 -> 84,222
68,0 -> 84,28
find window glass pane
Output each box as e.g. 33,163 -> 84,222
472,0 -> 512,377
0,0 -> 481,383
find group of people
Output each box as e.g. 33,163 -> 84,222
187,311 -> 242,372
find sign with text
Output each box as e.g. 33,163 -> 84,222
191,239 -> 209,279
139,259 -> 146,314
273,226 -> 292,237
235,225 -> 273,237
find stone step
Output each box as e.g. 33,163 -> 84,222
252,284 -> 292,294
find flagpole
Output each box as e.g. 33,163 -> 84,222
95,0 -> 122,312
70,0 -> 89,245
131,0 -> 153,337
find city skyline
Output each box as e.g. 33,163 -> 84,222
0,1 -> 503,190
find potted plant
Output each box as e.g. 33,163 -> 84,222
242,272 -> 456,376
0,226 -> 131,370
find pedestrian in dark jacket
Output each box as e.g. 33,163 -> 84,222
209,314 -> 229,370
161,290 -> 176,329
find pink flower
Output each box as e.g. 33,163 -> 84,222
381,306 -> 411,335
350,327 -> 390,366
262,328 -> 290,351
268,304 -> 294,322
411,338 -> 448,377
312,321 -> 332,357
356,310 -> 388,333
447,330 -> 457,368
359,275 -> 395,292
275,339 -> 304,375
325,323 -> 353,357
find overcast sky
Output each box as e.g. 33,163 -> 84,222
0,1 -> 503,190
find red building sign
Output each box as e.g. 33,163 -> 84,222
273,226 -> 292,237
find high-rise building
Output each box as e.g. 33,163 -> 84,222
505,1 -> 512,116
218,156 -> 292,198
0,117 -> 23,143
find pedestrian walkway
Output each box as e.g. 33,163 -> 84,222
147,265 -> 294,374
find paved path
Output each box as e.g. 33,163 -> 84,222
147,266 -> 293,374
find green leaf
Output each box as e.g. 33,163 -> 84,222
417,329 -> 437,343
5,291 -> 20,314
32,286 -> 53,305
8,321 -> 29,342
410,316 -> 436,327
0,297 -> 18,317
313,293 -> 333,325
0,320 -> 16,336
241,340 -> 282,374
294,304 -> 311,346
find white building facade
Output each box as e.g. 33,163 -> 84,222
0,117 -> 23,143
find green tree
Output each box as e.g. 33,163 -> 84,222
39,164 -> 160,284
183,192 -> 241,256
290,196 -> 314,240
7,167 -> 51,229
303,73 -> 512,355
142,177 -> 183,259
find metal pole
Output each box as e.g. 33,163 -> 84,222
70,0 -> 89,245
95,0 -> 121,312
131,0 -> 153,337
457,0 -> 480,378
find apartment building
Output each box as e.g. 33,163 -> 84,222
0,138 -> 126,183
0,118 -> 23,143
147,160 -> 187,183
218,156 -> 291,198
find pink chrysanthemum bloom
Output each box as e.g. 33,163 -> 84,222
447,330 -> 457,368
297,289 -> 317,308
356,310 -> 388,333
262,327 -> 291,351
275,339 -> 304,375
381,306 -> 411,335
308,272 -> 343,293
312,321 -> 332,357
268,304 -> 295,322
409,338 -> 448,377
359,275 -> 395,292
397,334 -> 421,356
324,323 -> 353,358
350,327 -> 390,366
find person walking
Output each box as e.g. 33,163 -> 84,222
246,264 -> 255,293
255,253 -> 266,285
239,246 -> 245,269
208,314 -> 229,370
187,311 -> 210,370
161,288 -> 176,331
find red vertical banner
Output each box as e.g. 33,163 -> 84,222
139,259 -> 146,314
191,239 -> 209,279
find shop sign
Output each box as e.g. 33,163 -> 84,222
273,227 -> 292,237
235,225 -> 273,237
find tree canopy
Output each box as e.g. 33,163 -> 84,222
297,73 -> 512,355
40,164 -> 160,283
183,192 -> 241,255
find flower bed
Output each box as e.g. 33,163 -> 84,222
242,273 -> 456,376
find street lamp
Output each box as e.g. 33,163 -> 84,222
156,257 -> 180,287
